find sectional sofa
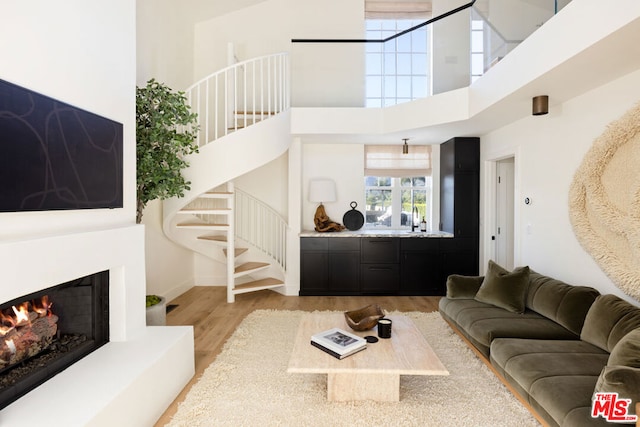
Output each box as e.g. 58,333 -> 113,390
439,261 -> 640,427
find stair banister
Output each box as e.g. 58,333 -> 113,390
185,52 -> 289,148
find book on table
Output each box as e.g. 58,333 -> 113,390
310,328 -> 367,359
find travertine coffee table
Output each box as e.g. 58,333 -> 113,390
287,312 -> 448,402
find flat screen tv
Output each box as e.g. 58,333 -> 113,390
0,79 -> 123,212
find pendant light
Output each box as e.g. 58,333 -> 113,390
402,138 -> 409,154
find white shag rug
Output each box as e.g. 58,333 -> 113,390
166,310 -> 540,427
569,100 -> 640,300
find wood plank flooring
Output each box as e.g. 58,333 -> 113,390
154,287 -> 441,426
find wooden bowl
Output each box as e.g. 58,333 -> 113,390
344,304 -> 386,331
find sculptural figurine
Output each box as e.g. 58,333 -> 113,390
314,204 -> 345,232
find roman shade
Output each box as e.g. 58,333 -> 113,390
365,1 -> 432,19
365,144 -> 432,177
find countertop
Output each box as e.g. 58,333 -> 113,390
299,229 -> 453,238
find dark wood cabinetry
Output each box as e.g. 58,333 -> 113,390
400,239 -> 441,295
439,137 -> 480,277
299,238 -> 360,295
300,236 -> 452,296
300,137 -> 480,296
360,238 -> 399,293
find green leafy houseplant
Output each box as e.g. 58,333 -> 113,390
136,78 -> 199,223
146,294 -> 162,307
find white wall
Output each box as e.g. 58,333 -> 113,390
137,0 -> 200,299
194,0 -> 365,107
235,152 -> 289,219
432,0 -> 471,94
137,0 -> 195,91
481,68 -> 640,303
0,1 -> 136,237
302,143 -> 365,231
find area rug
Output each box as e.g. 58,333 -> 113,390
569,100 -> 640,300
166,310 -> 539,427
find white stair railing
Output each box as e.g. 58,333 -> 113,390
235,188 -> 287,272
185,52 -> 289,147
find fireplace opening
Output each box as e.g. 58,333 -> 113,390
0,271 -> 109,409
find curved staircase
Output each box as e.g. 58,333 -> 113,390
162,53 -> 290,303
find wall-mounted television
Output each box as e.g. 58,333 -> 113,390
0,79 -> 123,212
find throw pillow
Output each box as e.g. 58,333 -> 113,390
474,260 -> 530,313
445,275 -> 484,299
609,328 -> 640,368
594,365 -> 640,415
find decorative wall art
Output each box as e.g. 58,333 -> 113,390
569,101 -> 640,300
0,79 -> 123,212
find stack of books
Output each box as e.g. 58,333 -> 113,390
310,328 -> 367,359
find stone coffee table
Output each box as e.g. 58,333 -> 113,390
287,312 -> 448,402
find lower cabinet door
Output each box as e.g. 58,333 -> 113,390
300,252 -> 329,295
329,252 -> 360,293
400,252 -> 443,295
360,264 -> 399,294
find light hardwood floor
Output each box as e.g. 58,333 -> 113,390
154,286 -> 441,426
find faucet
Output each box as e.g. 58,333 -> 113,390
411,205 -> 418,231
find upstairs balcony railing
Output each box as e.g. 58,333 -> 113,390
291,0 -> 569,107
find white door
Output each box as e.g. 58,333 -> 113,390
495,157 -> 515,269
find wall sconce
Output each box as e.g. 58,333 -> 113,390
402,138 -> 409,154
532,95 -> 549,116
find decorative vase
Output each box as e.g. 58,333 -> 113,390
146,296 -> 166,326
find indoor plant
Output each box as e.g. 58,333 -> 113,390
135,78 -> 199,223
145,294 -> 167,326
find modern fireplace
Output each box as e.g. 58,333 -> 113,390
0,271 -> 109,409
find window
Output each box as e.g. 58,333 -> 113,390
364,145 -> 432,229
365,19 -> 431,107
470,12 -> 485,83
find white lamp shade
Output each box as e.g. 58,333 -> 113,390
308,179 -> 336,203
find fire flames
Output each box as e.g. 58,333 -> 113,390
0,296 -> 53,338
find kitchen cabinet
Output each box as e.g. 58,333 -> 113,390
360,238 -> 399,293
299,237 -> 359,295
400,239 -> 442,295
439,137 -> 480,277
300,236 -> 458,296
440,137 -> 479,238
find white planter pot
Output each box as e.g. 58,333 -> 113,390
146,296 -> 166,326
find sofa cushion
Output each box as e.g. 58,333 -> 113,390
525,272 -> 600,336
440,297 -> 581,358
594,365 -> 640,416
474,260 -> 530,313
581,295 -> 640,352
609,328 -> 640,367
490,338 -> 610,426
445,274 -> 484,299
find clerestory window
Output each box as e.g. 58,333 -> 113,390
365,19 -> 431,107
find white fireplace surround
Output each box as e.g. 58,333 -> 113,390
0,225 -> 194,426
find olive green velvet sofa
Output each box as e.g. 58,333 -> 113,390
439,261 -> 640,427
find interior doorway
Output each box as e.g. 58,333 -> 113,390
495,157 -> 515,269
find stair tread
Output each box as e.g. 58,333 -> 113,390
197,235 -> 227,242
200,192 -> 233,199
180,208 -> 231,212
223,248 -> 248,257
235,261 -> 269,274
234,277 -> 283,291
177,222 -> 229,227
